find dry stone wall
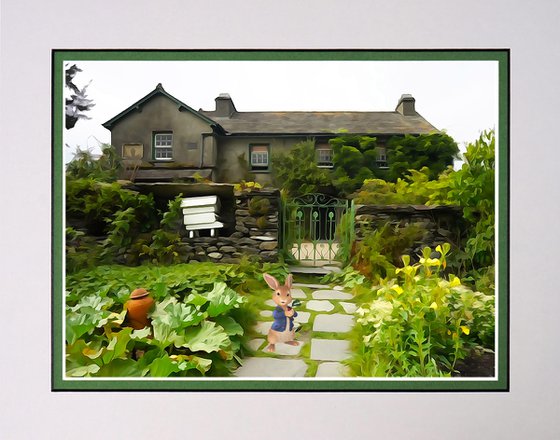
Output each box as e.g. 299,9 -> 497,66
181,189 -> 280,264
354,204 -> 464,256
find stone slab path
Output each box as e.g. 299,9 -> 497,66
234,278 -> 356,378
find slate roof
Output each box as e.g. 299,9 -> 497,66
103,84 -> 438,136
199,110 -> 437,135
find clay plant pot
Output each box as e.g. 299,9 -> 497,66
125,288 -> 154,330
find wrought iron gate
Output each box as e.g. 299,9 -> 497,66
281,193 -> 354,266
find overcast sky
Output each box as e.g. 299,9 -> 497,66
62,60 -> 499,163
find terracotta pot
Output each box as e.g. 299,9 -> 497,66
125,288 -> 154,330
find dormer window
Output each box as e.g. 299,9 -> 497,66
153,132 -> 173,160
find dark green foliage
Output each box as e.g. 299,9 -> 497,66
271,139 -> 331,196
387,132 -> 459,181
329,135 -> 385,196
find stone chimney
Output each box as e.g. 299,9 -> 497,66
214,93 -> 237,117
395,94 -> 416,116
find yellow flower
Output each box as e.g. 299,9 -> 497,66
429,302 -> 438,310
391,285 -> 404,295
460,326 -> 470,335
449,276 -> 461,287
419,258 -> 441,266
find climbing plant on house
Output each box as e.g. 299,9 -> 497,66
271,139 -> 331,196
329,134 -> 385,196
386,132 -> 459,181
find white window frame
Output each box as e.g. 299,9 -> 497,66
154,132 -> 173,160
316,146 -> 334,168
250,145 -> 269,170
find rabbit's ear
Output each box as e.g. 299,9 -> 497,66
284,274 -> 293,288
263,273 -> 280,290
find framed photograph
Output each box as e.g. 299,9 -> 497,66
53,49 -> 508,391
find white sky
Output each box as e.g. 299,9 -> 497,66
63,60 -> 499,163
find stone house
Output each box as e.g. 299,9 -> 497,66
102,83 -> 438,184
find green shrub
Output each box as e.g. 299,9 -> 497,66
352,223 -> 424,282
353,168 -> 450,205
66,178 -> 158,236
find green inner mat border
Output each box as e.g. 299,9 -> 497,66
52,49 -> 509,392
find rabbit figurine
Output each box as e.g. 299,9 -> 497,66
263,273 -> 299,352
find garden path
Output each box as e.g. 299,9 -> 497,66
234,280 -> 357,377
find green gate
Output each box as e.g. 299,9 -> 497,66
281,193 -> 354,266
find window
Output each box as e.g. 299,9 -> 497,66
122,143 -> 143,159
316,146 -> 333,167
154,132 -> 173,160
377,147 -> 388,168
250,145 -> 269,171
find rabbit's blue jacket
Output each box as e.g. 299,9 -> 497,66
271,306 -> 298,331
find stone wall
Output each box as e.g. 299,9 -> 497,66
180,189 -> 280,264
354,204 -> 464,256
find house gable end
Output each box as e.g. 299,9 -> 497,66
102,83 -> 221,131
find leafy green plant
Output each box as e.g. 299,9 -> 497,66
138,229 -> 182,265
65,260 -> 290,377
334,209 -> 356,266
441,130 -> 495,269
348,245 -> 495,377
321,266 -> 368,289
